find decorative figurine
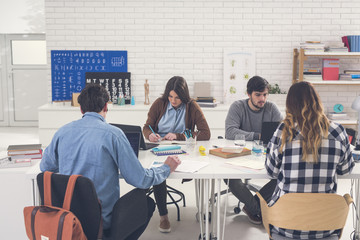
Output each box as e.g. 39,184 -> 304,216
144,79 -> 150,105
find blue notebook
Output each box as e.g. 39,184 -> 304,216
150,145 -> 187,156
151,150 -> 187,156
151,145 -> 181,152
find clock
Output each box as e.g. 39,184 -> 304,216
333,104 -> 344,113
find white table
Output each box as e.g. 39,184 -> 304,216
26,139 -> 360,240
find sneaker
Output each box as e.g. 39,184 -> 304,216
159,219 -> 171,233
242,206 -> 262,225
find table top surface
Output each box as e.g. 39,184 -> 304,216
24,139 -> 360,180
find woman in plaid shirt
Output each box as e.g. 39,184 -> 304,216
265,81 -> 355,239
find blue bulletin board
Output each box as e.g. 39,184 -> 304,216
51,50 -> 127,102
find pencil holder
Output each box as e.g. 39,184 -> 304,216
185,136 -> 197,151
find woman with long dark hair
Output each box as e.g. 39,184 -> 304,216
143,76 -> 210,233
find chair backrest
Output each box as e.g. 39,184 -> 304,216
256,192 -> 353,239
37,172 -> 102,240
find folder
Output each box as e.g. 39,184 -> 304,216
322,59 -> 339,81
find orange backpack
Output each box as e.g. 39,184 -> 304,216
24,171 -> 87,240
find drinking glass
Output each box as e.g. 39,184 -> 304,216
234,134 -> 246,147
251,140 -> 264,157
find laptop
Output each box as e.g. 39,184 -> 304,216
124,131 -> 141,157
110,123 -> 159,150
260,121 -> 280,145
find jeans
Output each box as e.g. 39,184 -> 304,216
153,180 -> 168,216
224,178 -> 277,216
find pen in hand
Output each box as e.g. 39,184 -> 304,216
148,125 -> 161,142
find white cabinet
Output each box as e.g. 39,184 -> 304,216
38,103 -> 231,146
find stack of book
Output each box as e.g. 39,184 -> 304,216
328,112 -> 349,121
196,97 -> 217,108
303,68 -> 322,81
342,35 -> 360,52
339,73 -> 352,81
300,41 -> 325,53
7,144 -> 43,163
325,46 -> 349,52
344,70 -> 360,80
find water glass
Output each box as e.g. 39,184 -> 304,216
251,140 -> 264,157
234,134 -> 246,147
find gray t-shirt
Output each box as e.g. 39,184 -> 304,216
225,98 -> 283,140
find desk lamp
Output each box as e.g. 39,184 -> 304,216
351,96 -> 360,150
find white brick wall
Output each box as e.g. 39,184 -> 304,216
45,0 -> 360,119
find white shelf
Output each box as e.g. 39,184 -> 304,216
307,80 -> 360,85
304,52 -> 360,57
331,119 -> 357,125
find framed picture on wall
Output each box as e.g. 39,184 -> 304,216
223,50 -> 255,104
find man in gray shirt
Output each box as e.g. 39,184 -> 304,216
224,76 -> 283,224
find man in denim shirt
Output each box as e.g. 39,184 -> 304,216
40,84 -> 181,239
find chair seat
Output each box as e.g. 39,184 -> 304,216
272,232 -> 339,240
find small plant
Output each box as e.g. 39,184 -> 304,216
268,84 -> 286,94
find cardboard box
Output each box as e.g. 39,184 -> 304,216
322,59 -> 339,80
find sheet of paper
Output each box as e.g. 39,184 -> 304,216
150,158 -> 209,173
157,140 -> 186,145
225,155 -> 265,170
175,161 -> 209,173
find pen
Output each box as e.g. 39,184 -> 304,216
148,125 -> 156,135
184,130 -> 189,138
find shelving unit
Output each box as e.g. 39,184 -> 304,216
292,48 -> 359,126
292,48 -> 360,84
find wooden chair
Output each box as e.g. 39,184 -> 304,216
256,192 -> 353,240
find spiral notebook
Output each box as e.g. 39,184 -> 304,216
150,145 -> 187,156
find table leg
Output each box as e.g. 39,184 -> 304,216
205,179 -> 209,240
355,179 -> 360,239
217,179 -> 221,240
195,179 -> 205,238
31,178 -> 35,205
209,179 -> 215,238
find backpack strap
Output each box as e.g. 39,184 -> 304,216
43,171 -> 53,206
62,175 -> 81,210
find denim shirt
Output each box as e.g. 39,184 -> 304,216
40,112 -> 170,229
158,102 -> 186,137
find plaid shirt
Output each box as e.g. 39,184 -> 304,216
265,121 -> 355,239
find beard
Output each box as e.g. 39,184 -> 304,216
250,97 -> 265,110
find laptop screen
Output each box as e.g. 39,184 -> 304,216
110,123 -> 146,149
260,122 -> 280,145
110,123 -> 159,150
124,131 -> 141,157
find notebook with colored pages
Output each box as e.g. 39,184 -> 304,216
151,149 -> 187,156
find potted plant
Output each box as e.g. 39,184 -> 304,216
268,84 -> 286,94
268,84 -> 287,109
